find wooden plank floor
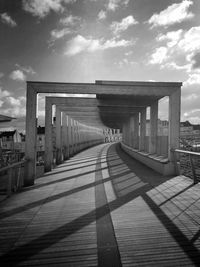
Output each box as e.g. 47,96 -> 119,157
0,143 -> 200,266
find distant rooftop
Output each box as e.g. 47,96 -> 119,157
0,114 -> 16,122
0,130 -> 16,138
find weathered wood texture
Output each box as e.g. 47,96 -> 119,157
1,143 -> 200,266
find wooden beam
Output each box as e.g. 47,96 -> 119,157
28,81 -> 181,96
46,96 -> 151,107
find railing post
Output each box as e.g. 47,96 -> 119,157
7,168 -> 12,197
172,150 -> 179,175
189,154 -> 197,184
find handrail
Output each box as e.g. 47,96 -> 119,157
0,160 -> 27,173
175,149 -> 200,156
174,149 -> 200,184
0,159 -> 27,197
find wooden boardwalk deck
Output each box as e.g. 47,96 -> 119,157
0,143 -> 200,266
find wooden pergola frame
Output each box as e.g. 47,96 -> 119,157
25,80 -> 182,186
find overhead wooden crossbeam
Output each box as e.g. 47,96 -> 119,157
46,97 -> 144,128
45,96 -> 151,108
29,80 -> 181,96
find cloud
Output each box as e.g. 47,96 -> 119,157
149,26 -> 200,73
0,88 -> 26,117
191,52 -> 200,69
22,0 -> 75,18
0,72 -> 4,79
106,0 -> 129,11
115,58 -> 136,68
50,15 -> 80,42
9,65 -> 35,82
97,0 -> 129,21
184,73 -> 200,85
15,64 -> 36,75
156,29 -> 183,47
64,35 -> 134,56
60,14 -> 81,26
149,47 -> 168,64
0,12 -> 17,27
10,70 -> 26,81
0,88 -> 11,97
148,0 -> 194,28
178,26 -> 200,53
98,10 -> 106,20
181,82 -> 200,123
110,15 -> 138,35
51,28 -> 72,40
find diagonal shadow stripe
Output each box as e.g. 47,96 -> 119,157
143,193 -> 200,266
1,143 -> 199,266
0,164 -> 126,220
0,185 -> 150,265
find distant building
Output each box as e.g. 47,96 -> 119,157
0,130 -> 22,151
192,124 -> 200,140
37,126 -> 45,152
180,121 -> 193,137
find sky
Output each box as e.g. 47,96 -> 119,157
0,0 -> 200,131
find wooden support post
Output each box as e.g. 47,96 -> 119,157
44,100 -> 53,172
168,89 -> 181,161
71,119 -> 75,155
134,113 -> 139,149
149,101 -> 158,154
68,117 -> 72,156
77,122 -> 80,152
25,85 -> 37,186
62,113 -> 68,160
56,107 -> 62,165
74,121 -> 78,153
129,115 -> 134,148
139,108 -> 146,151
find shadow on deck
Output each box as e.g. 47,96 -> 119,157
0,143 -> 200,266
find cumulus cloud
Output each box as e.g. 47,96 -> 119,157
98,0 -> 129,19
156,29 -> 183,47
0,87 -> 26,117
10,70 -> 26,81
178,26 -> 200,53
148,0 -> 194,28
51,28 -> 72,40
0,72 -> 4,79
9,65 -> 36,81
191,52 -> 200,69
15,64 -> 36,75
106,0 -> 129,11
0,88 -> 10,98
181,82 -> 200,123
64,35 -> 135,56
0,12 -> 17,27
60,14 -> 80,25
22,0 -> 75,18
149,26 -> 200,73
184,73 -> 200,85
110,15 -> 138,35
50,15 -> 81,42
149,47 -> 168,64
98,10 -> 106,20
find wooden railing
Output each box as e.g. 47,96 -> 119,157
174,149 -> 200,184
0,160 -> 27,197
